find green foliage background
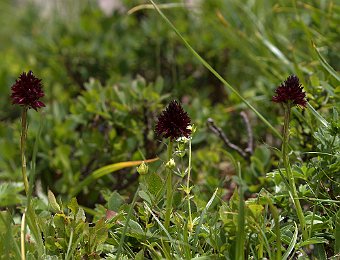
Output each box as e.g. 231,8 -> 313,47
0,0 -> 339,259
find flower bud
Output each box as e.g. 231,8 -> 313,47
137,161 -> 148,175
165,158 -> 176,170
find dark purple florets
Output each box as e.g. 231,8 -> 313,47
272,75 -> 307,108
11,71 -> 45,111
155,100 -> 191,140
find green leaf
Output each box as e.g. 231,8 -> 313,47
312,42 -> 340,82
108,191 -> 125,212
145,172 -> 163,197
68,197 -> 79,215
0,182 -> 24,207
127,219 -> 144,235
93,219 -> 108,246
297,237 -> 328,248
48,190 -> 61,213
138,190 -> 152,205
282,222 -> 298,260
76,208 -> 86,222
247,203 -> 264,219
135,250 -> 144,260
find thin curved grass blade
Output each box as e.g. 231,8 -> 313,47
71,158 -> 158,197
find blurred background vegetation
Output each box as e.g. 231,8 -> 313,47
0,0 -> 338,208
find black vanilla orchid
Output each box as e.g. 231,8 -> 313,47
272,75 -> 307,108
11,71 -> 45,110
156,100 -> 191,140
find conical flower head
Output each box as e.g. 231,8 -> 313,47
11,71 -> 45,110
272,75 -> 307,108
155,100 -> 191,140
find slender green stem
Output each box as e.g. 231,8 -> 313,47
164,140 -> 174,231
282,105 -> 308,240
20,211 -> 26,260
186,139 -> 193,232
309,184 -> 320,238
163,140 -> 174,258
65,228 -> 74,260
20,108 -> 29,260
21,107 -> 29,195
236,162 -> 245,260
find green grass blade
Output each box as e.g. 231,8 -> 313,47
116,185 -> 140,259
70,158 -> 158,197
148,0 -> 282,140
282,222 -> 298,260
192,188 -> 218,253
65,228 -> 74,260
307,102 -> 329,127
144,202 -> 182,258
236,162 -> 245,260
266,197 -> 282,260
335,210 -> 340,254
312,42 -> 340,82
128,3 -> 190,15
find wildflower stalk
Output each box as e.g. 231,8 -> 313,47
186,138 -> 193,232
155,100 -> 191,257
11,71 -> 45,259
164,140 -> 174,232
21,107 -> 29,195
282,103 -> 308,240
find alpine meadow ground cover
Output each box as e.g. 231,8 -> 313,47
0,0 -> 339,259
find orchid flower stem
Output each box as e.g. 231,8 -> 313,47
164,140 -> 173,232
21,107 -> 29,195
20,107 -> 29,259
186,139 -> 193,232
163,140 -> 174,258
282,104 -> 308,240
